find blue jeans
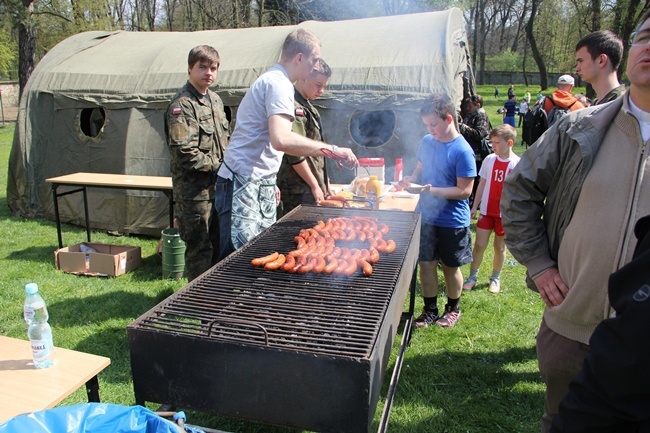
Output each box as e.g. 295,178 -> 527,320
504,115 -> 516,127
214,176 -> 235,261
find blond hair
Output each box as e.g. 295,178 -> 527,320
281,29 -> 321,62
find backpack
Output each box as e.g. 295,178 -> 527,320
525,95 -> 576,146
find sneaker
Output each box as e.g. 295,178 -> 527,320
414,308 -> 439,328
437,305 -> 461,328
489,278 -> 501,293
463,275 -> 477,291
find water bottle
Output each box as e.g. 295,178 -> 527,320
24,283 -> 55,368
24,283 -> 47,325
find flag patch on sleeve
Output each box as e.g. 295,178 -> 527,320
295,108 -> 305,117
172,107 -> 182,115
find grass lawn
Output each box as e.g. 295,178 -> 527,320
0,84 -> 549,433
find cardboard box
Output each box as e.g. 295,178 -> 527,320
55,242 -> 141,277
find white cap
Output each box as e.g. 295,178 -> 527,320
557,75 -> 575,85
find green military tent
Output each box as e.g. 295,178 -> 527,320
8,8 -> 474,236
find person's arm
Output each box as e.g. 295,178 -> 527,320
422,177 -> 474,200
500,124 -> 569,306
292,160 -> 325,203
268,114 -> 357,166
470,177 -> 487,218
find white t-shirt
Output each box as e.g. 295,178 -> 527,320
219,64 -> 295,180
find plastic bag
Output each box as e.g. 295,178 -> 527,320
0,403 -> 179,433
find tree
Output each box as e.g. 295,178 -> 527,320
525,0 -> 548,89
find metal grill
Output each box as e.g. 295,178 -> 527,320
128,205 -> 421,433
134,206 -> 419,358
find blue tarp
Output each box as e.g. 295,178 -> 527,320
0,403 -> 179,433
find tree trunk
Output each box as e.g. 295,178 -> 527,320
18,0 -> 36,99
525,0 -> 547,90
258,0 -> 264,26
590,0 -> 601,31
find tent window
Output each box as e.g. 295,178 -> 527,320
80,107 -> 106,138
349,110 -> 396,148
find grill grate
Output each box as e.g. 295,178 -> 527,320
132,205 -> 420,358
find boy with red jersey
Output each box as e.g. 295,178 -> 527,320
463,124 -> 520,293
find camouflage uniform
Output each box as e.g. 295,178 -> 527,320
277,89 -> 328,217
165,81 -> 229,281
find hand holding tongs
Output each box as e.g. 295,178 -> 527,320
321,146 -> 358,170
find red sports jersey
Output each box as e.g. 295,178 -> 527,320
478,153 -> 520,217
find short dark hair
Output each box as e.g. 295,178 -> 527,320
490,124 -> 516,142
311,59 -> 331,78
575,30 -> 623,70
464,94 -> 484,108
420,93 -> 455,119
188,45 -> 220,69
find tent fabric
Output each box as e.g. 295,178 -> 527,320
8,8 -> 473,236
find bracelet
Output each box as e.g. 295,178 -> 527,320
331,144 -> 339,153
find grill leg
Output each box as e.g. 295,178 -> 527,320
380,264 -> 418,432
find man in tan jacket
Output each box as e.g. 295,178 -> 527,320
501,8 -> 650,432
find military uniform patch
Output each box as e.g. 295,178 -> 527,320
295,108 -> 305,117
170,122 -> 189,141
172,107 -> 182,115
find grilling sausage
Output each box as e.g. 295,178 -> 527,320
298,258 -> 318,274
356,258 -> 373,276
324,258 -> 338,274
344,259 -> 358,275
318,200 -> 344,208
252,252 -> 279,267
264,254 -> 286,271
281,253 -> 296,272
384,239 -> 396,253
313,256 -> 327,273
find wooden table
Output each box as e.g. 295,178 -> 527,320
46,173 -> 174,248
0,335 -> 111,423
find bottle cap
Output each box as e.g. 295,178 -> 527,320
25,283 -> 39,295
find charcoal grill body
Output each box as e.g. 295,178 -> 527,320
128,206 -> 420,433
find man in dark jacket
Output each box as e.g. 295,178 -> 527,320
459,94 -> 490,206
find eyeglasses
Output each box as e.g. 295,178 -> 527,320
630,31 -> 650,47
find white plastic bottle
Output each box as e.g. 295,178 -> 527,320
24,283 -> 55,368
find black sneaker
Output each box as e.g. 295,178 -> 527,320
414,308 -> 439,328
437,305 -> 461,328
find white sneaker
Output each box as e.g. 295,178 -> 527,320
489,278 -> 501,293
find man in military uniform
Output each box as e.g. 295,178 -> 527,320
164,45 -> 229,281
277,60 -> 332,217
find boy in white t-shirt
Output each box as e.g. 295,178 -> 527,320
463,124 -> 520,293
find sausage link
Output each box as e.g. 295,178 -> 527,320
318,200 -> 344,208
264,254 -> 286,271
356,257 -> 373,276
298,258 -> 318,274
378,223 -> 390,235
344,259 -> 358,275
324,258 -> 338,274
252,252 -> 279,267
384,239 -> 396,253
281,254 -> 296,272
312,256 -> 327,273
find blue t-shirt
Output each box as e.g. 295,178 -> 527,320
415,134 -> 476,228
